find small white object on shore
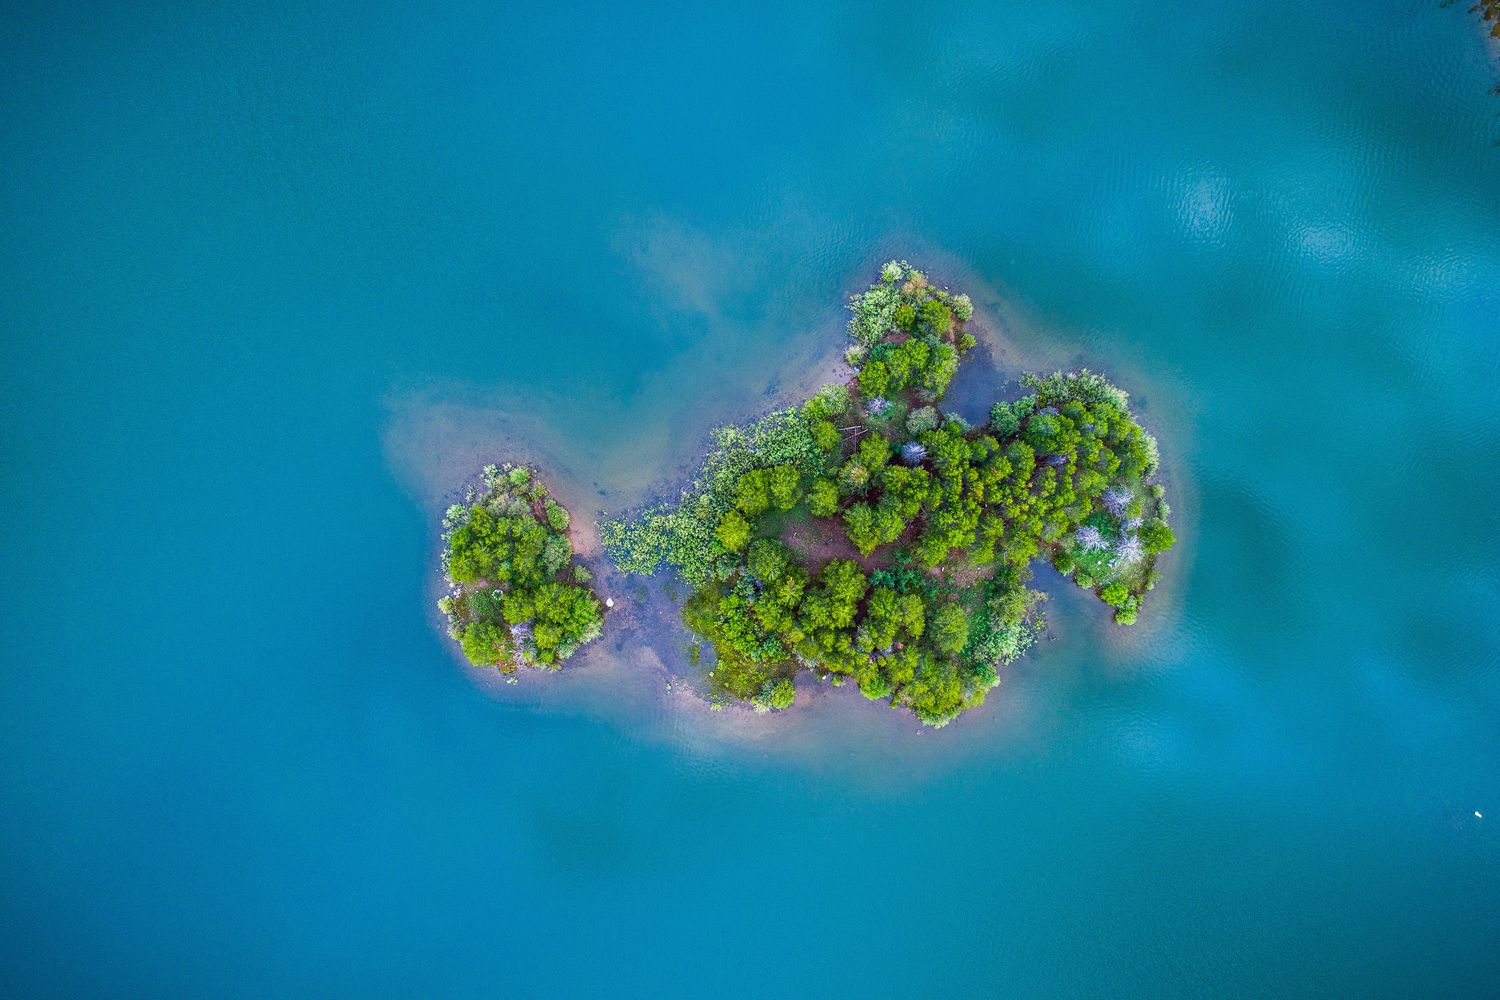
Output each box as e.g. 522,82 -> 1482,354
605,597 -> 614,608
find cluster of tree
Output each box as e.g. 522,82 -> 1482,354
857,336 -> 962,402
846,260 -> 974,347
438,465 -> 603,671
600,409 -> 822,585
603,264 -> 1175,725
847,264 -> 976,408
684,544 -> 1009,725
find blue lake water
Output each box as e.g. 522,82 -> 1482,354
3,1 -> 1499,995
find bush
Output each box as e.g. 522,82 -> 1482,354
544,499 -> 570,533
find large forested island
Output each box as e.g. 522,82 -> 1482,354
600,262 -> 1175,726
437,263 -> 1174,726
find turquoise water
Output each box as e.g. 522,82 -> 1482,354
4,0 -> 1500,995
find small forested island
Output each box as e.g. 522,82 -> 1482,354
438,464 -> 604,670
602,262 -> 1175,727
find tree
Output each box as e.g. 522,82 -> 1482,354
810,418 -> 840,453
929,603 -> 970,656
989,401 -> 1021,438
906,406 -> 939,435
807,477 -> 839,517
759,678 -> 796,711
1138,519 -> 1175,554
459,619 -> 510,668
859,359 -> 890,399
920,343 -> 958,397
526,582 -> 603,663
716,511 -> 750,552
918,298 -> 953,337
734,469 -> 771,517
843,503 -> 881,556
767,464 -> 802,511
